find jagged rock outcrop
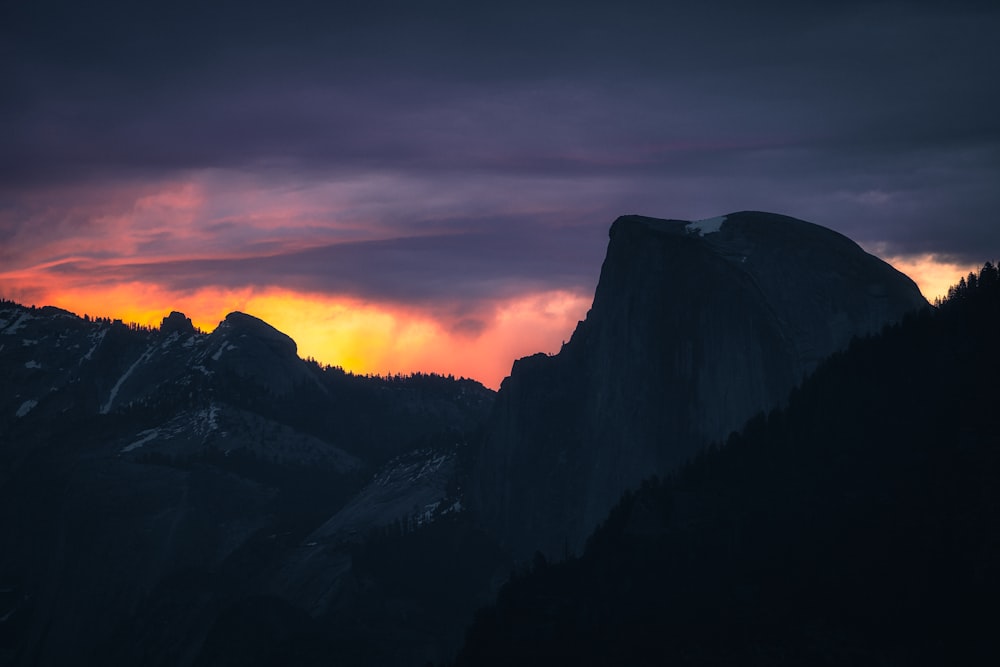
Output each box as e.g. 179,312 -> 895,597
472,211 -> 928,560
160,311 -> 195,336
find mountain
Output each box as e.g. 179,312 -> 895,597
0,302 -> 499,667
0,210 -> 948,665
454,262 -> 1000,666
472,211 -> 928,560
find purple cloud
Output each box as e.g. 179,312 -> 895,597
2,0 -> 998,310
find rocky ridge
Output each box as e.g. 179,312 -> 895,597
0,300 -> 495,667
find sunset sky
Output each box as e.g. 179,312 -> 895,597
3,1 -> 998,388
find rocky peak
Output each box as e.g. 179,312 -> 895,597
215,312 -> 298,356
205,312 -> 309,394
160,311 -> 195,336
473,211 -> 928,560
593,211 -> 927,376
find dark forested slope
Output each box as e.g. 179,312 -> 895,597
455,263 -> 1000,666
0,304 -> 497,667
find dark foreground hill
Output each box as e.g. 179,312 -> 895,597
454,263 -> 1000,666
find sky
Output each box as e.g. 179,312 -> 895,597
2,0 -> 998,388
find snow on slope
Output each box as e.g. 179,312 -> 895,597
101,344 -> 157,414
15,399 -> 38,418
310,449 -> 457,542
685,215 -> 727,236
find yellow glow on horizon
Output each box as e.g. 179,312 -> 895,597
881,254 -> 983,303
12,283 -> 591,390
5,253 -> 980,390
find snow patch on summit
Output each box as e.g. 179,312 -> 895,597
686,215 -> 727,236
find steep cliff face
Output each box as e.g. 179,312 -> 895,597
473,211 -> 928,560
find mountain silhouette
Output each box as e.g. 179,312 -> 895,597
454,261 -> 1000,666
0,302 -> 496,666
2,213 -> 990,667
472,211 -> 927,560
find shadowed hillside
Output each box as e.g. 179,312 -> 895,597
473,211 -> 927,560
455,262 -> 1000,666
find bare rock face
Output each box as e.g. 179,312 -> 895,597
472,211 -> 928,560
207,311 -> 314,394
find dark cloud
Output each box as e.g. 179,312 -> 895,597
3,0 -> 999,295
41,219 -> 606,309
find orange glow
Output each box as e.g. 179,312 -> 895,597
2,252 -> 984,389
881,254 -> 983,303
4,172 -> 980,391
0,176 -> 598,389
2,279 -> 591,390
